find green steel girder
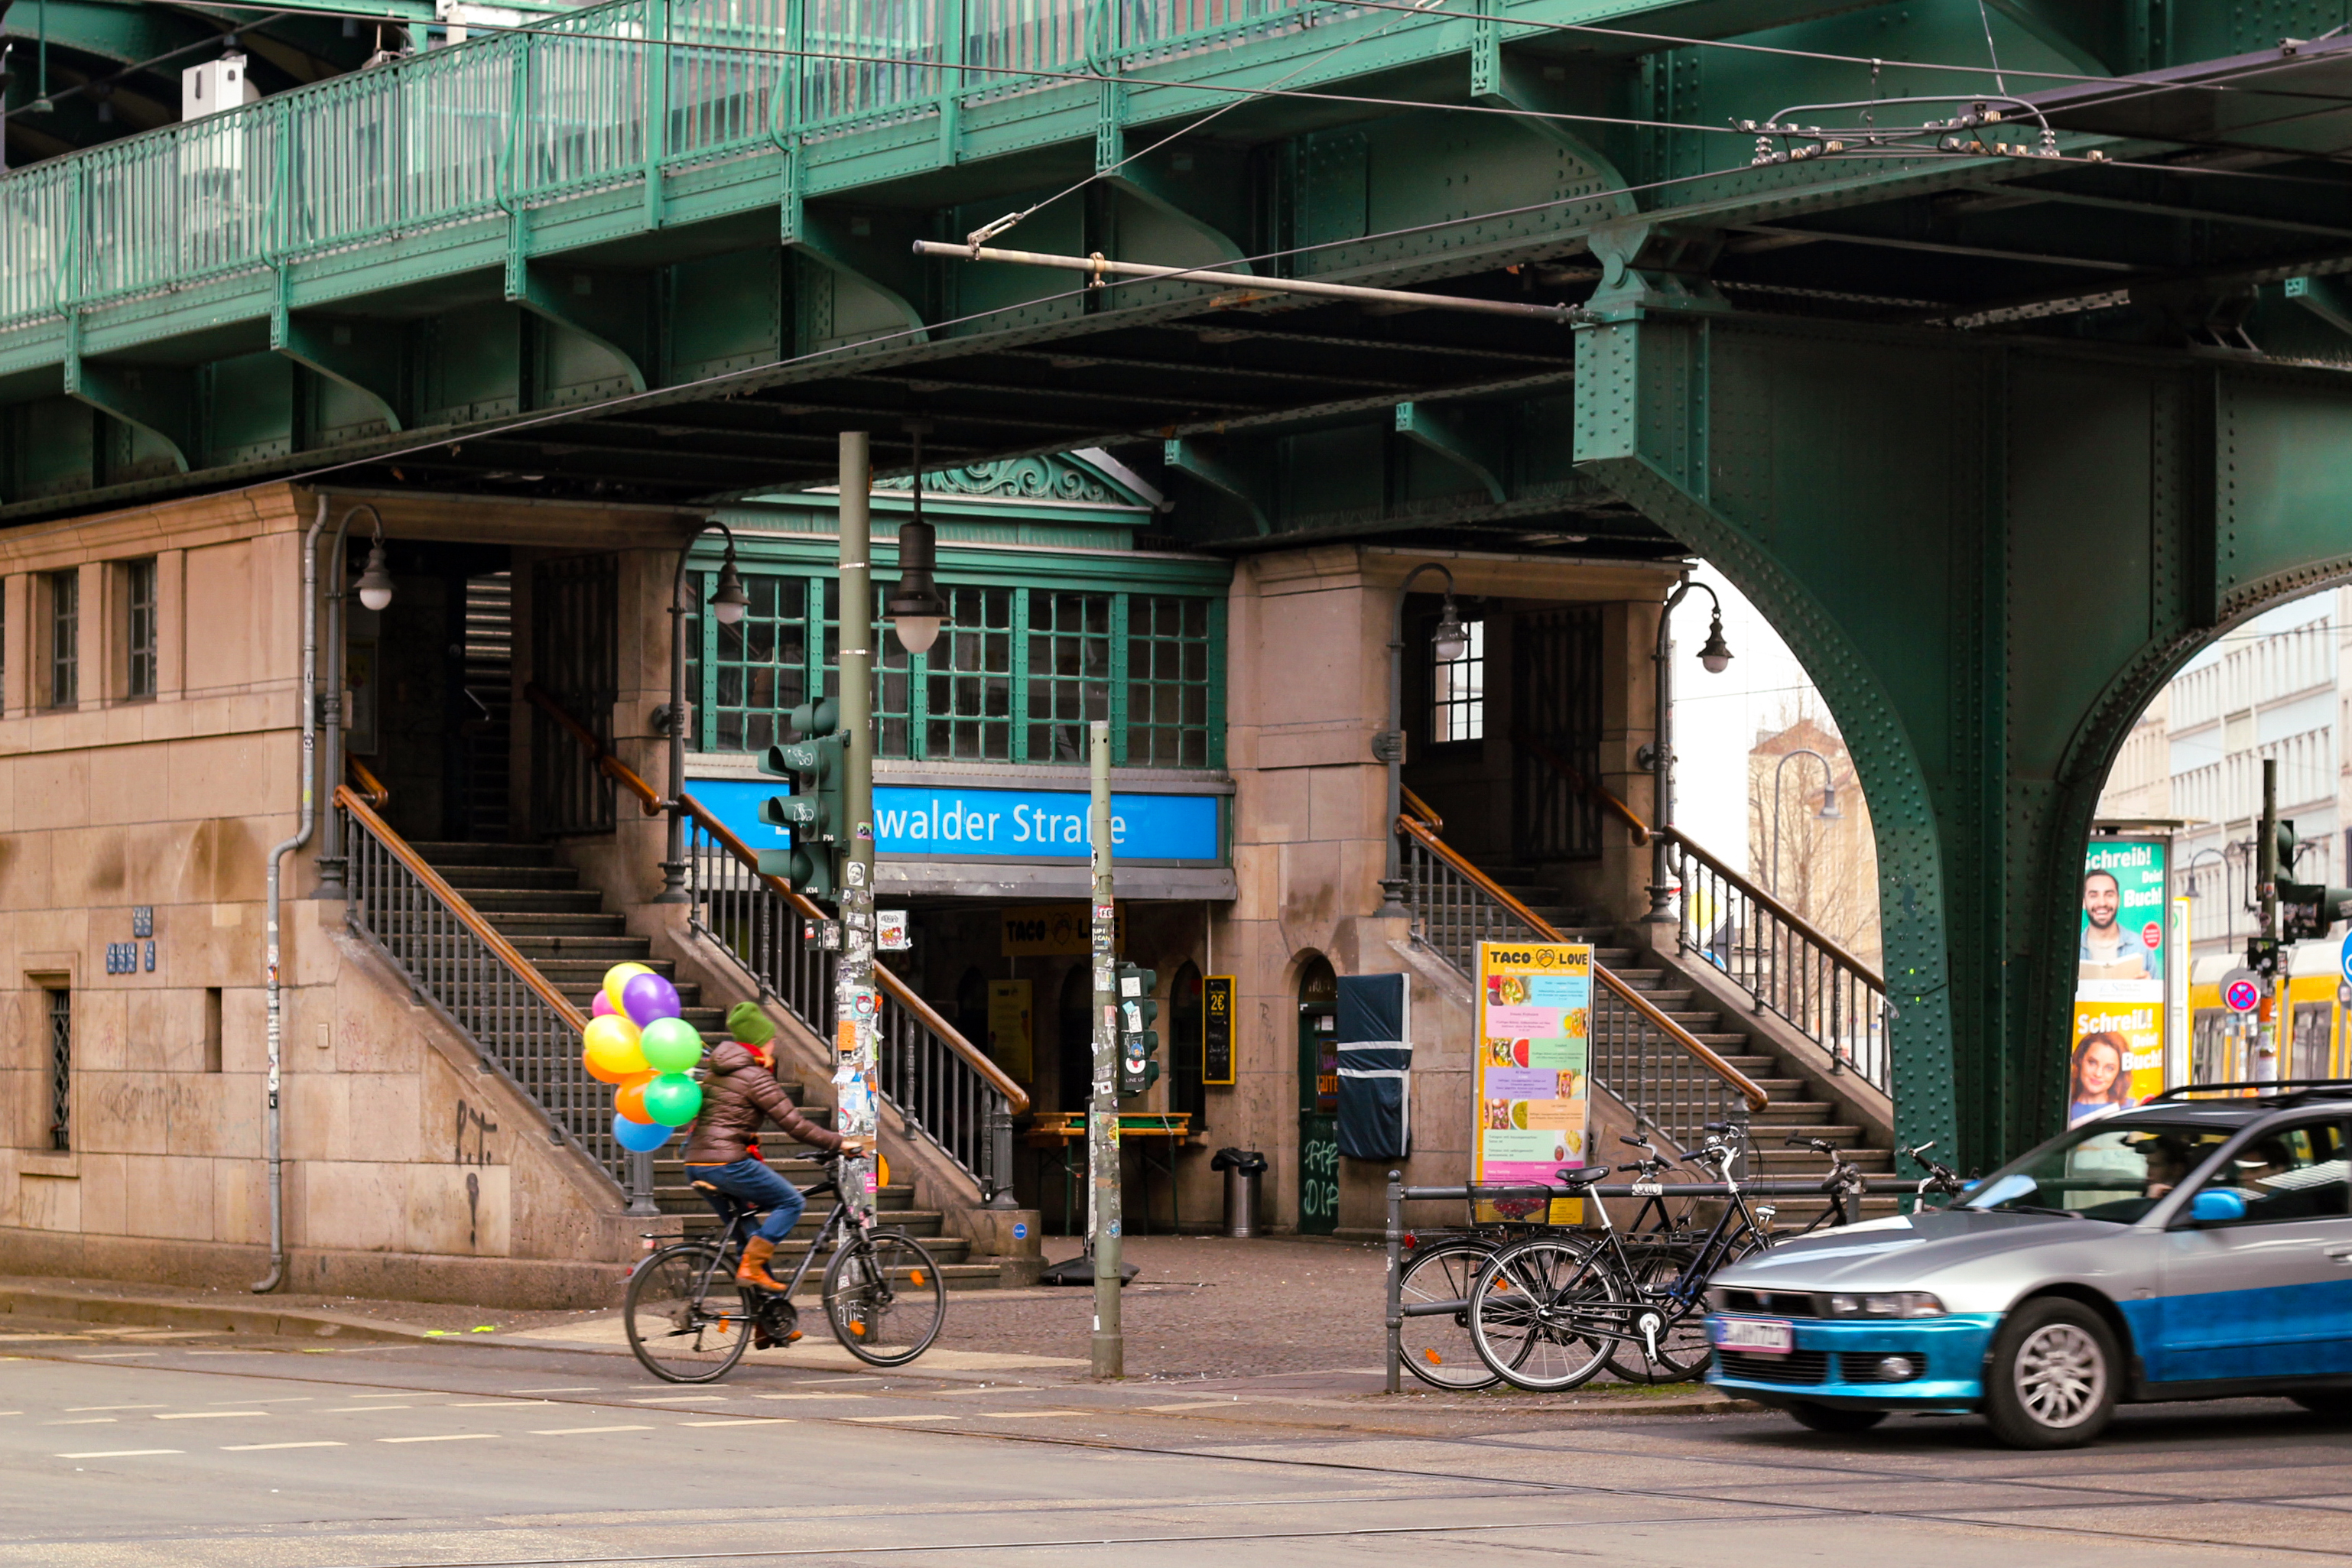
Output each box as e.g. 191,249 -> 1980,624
1572,309 -> 2352,1169
1392,399 -> 1506,502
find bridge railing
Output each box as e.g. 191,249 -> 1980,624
0,0 -> 1363,327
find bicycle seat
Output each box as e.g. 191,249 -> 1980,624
1554,1166 -> 1607,1188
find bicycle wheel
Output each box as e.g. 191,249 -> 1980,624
625,1242 -> 752,1383
1603,1242 -> 1712,1384
1399,1240 -> 1509,1391
1468,1235 -> 1626,1392
823,1229 -> 947,1367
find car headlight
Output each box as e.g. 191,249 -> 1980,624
1824,1291 -> 1945,1320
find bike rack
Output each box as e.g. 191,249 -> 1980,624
1380,1174 -> 1938,1394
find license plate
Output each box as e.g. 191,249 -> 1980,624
1714,1318 -> 1794,1354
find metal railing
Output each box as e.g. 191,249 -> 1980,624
336,785 -> 644,1203
0,0 -> 1357,328
517,683 -> 1029,1203
1662,828 -> 1891,1096
1395,810 -> 1767,1153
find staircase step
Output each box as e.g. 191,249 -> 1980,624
406,842 -> 557,868
480,911 -> 632,937
432,865 -> 582,891
504,935 -> 658,962
462,888 -> 611,914
1747,1101 -> 1834,1120
1751,1122 -> 1862,1141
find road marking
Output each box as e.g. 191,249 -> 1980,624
450,1400 -> 547,1407
343,1392 -> 419,1399
378,1433 -> 499,1443
74,1352 -> 158,1360
531,1425 -> 655,1437
324,1405 -> 413,1413
506,1387 -> 600,1394
47,1418 -> 118,1426
156,1411 -> 270,1420
68,1405 -> 164,1412
223,1442 -> 347,1452
846,1414 -> 955,1424
220,1398 -> 313,1405
675,1418 -> 794,1427
632,1394 -> 728,1404
56,1450 -> 182,1459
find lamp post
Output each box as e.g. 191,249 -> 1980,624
2183,846 -> 2229,951
1376,563 -> 1469,917
886,424 -> 949,655
1642,577 -> 1733,921
655,521 -> 749,903
1769,746 -> 1840,898
313,502 -> 390,902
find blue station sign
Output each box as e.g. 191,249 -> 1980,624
686,778 -> 1224,865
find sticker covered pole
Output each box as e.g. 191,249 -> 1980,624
1089,719 -> 1123,1378
836,430 -> 881,1219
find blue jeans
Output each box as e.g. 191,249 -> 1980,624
684,1158 -> 805,1244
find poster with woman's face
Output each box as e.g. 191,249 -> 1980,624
2071,839 -> 2168,1124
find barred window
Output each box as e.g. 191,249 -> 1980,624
1431,618 -> 1485,742
47,988 -> 72,1151
697,573 -> 815,755
125,558 -> 157,698
1127,595 -> 1213,768
48,570 -> 78,709
1027,591 -> 1111,765
924,586 -> 1014,761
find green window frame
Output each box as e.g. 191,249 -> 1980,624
689,571 -> 1222,768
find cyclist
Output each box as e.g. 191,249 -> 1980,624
682,1002 -> 866,1302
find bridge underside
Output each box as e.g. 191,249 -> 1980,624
11,1 -> 2352,1160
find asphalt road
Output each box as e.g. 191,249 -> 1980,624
4,1316 -> 2350,1566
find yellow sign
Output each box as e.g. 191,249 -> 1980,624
1473,941 -> 1593,1225
999,904 -> 1126,956
987,979 -> 1033,1080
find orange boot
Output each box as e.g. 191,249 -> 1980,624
736,1236 -> 789,1293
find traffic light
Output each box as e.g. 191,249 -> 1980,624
757,698 -> 845,898
2269,820 -> 2352,941
1116,964 -> 1159,1098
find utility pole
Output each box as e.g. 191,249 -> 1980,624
836,430 -> 880,1218
2255,756 -> 2280,1085
1087,719 -> 1123,1378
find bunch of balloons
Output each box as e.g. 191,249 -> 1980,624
580,962 -> 704,1153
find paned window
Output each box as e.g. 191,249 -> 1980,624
47,988 -> 72,1151
1027,591 -> 1111,765
48,570 -> 78,708
125,558 -> 157,698
692,570 -> 1217,768
1431,618 -> 1485,743
1126,595 -> 1213,768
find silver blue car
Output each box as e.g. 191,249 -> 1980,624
1704,1084 -> 2352,1447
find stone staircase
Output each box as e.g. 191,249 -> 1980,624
411,839 -> 997,1290
1480,859 -> 1899,1229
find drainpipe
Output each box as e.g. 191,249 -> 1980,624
1641,574 -> 1694,922
255,498 -> 326,1293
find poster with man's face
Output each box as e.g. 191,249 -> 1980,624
2071,840 -> 2168,1125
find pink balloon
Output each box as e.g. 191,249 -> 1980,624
591,991 -> 617,1019
622,971 -> 683,1027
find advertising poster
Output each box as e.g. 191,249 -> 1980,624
1473,941 -> 1592,1223
2070,839 -> 2169,1126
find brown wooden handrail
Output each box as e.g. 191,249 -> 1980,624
1396,811 -> 1767,1111
346,755 -> 391,809
1657,826 -> 1886,991
1510,727 -> 1650,846
523,681 -> 664,816
1399,785 -> 1443,833
526,682 -> 1030,1114
336,784 -> 590,1032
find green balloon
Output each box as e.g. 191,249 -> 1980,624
642,1072 -> 703,1128
639,1016 -> 704,1074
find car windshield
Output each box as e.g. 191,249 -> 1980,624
1961,1120 -> 2239,1223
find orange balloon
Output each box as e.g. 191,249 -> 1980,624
615,1072 -> 658,1125
583,1013 -> 648,1083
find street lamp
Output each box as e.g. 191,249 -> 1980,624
312,502 -> 390,902
1377,562 -> 1468,917
1643,577 -> 1735,920
353,517 -> 396,612
1769,746 -> 1840,898
888,424 -> 950,655
656,519 -> 748,903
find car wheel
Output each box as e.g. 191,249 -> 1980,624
2290,1391 -> 2352,1420
1983,1298 -> 2117,1450
1787,1402 -> 1886,1434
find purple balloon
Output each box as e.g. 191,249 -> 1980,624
622,971 -> 682,1027
591,990 -> 618,1019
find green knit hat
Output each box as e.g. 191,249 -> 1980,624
726,1002 -> 775,1046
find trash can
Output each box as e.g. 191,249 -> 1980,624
1211,1148 -> 1268,1238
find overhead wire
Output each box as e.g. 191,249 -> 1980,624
0,10 -> 295,123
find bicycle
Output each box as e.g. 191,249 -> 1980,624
624,1157 -> 947,1383
1901,1140 -> 1971,1207
1395,1195 -> 1550,1391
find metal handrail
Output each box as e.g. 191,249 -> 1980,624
1658,825 -> 1891,1093
1394,813 -> 1769,1138
335,785 -> 643,1202
523,681 -> 663,816
1399,785 -> 1443,833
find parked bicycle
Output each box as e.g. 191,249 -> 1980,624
1395,1196 -> 1551,1391
625,1157 -> 947,1382
1902,1140 -> 1971,1206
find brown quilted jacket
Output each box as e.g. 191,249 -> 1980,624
680,1042 -> 844,1166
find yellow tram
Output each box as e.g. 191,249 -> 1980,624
2188,941 -> 2352,1083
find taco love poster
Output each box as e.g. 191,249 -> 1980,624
1473,941 -> 1593,1217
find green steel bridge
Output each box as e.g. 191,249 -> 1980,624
8,0 -> 2352,1166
